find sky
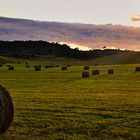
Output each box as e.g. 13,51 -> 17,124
0,0 -> 140,26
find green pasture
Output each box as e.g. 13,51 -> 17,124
0,63 -> 140,140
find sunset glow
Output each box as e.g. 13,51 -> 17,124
60,42 -> 91,51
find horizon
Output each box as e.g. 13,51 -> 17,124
0,0 -> 140,27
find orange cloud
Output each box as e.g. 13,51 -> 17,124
130,15 -> 140,22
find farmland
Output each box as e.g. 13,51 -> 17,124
0,60 -> 140,140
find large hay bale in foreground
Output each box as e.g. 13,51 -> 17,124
61,66 -> 67,70
8,66 -> 14,70
135,67 -> 140,72
92,70 -> 100,75
84,66 -> 90,70
82,71 -> 90,78
34,65 -> 41,71
108,69 -> 114,74
0,85 -> 14,133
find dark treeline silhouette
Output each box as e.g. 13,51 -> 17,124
0,41 -> 134,59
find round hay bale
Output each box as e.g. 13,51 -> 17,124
135,67 -> 140,72
45,65 -> 49,69
92,70 -> 100,75
26,65 -> 30,68
0,85 -> 14,133
82,71 -> 90,78
84,66 -> 90,70
0,64 -> 3,67
108,69 -> 114,74
55,65 -> 59,67
6,65 -> 11,67
34,65 -> 41,71
61,66 -> 67,70
8,66 -> 14,70
45,65 -> 53,69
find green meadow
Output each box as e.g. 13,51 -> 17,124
0,60 -> 140,139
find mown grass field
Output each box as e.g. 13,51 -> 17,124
0,62 -> 140,140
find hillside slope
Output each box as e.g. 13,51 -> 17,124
0,52 -> 140,65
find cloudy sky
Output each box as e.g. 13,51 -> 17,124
0,0 -> 140,26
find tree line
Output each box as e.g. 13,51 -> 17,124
0,41 -> 133,59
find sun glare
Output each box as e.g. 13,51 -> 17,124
60,42 -> 91,51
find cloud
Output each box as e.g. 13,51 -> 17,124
130,15 -> 140,22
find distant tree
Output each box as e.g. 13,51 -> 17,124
102,46 -> 106,49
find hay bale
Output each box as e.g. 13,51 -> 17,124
26,65 -> 30,68
82,71 -> 90,78
84,66 -> 90,70
45,65 -> 53,68
108,69 -> 114,74
55,65 -> 59,67
34,65 -> 41,71
6,65 -> 10,67
18,62 -> 21,64
0,85 -> 14,133
94,64 -> 98,66
135,67 -> 140,72
0,64 -> 3,67
45,65 -> 49,68
61,66 -> 67,70
8,66 -> 14,70
92,70 -> 100,75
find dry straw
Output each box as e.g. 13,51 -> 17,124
0,85 -> 14,133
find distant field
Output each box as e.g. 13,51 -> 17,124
1,52 -> 140,66
0,62 -> 140,140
